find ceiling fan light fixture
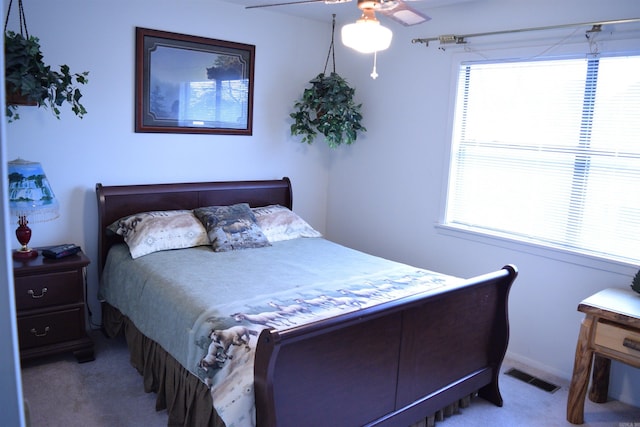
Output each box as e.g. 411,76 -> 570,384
341,11 -> 393,54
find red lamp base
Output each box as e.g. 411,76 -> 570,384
13,248 -> 38,260
14,215 -> 38,260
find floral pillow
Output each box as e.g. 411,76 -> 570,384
107,210 -> 209,259
193,203 -> 271,252
252,205 -> 321,242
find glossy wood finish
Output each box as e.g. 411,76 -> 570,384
96,178 -> 517,426
13,251 -> 94,363
254,265 -> 517,427
567,288 -> 640,424
95,177 -> 292,273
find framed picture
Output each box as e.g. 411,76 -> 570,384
135,27 -> 255,135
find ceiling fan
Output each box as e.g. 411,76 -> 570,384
245,0 -> 431,27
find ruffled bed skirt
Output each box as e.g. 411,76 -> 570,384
102,303 -> 223,427
103,302 -> 478,427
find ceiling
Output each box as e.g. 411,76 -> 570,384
228,0 -> 476,25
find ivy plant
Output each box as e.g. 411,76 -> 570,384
290,72 -> 366,149
5,31 -> 88,122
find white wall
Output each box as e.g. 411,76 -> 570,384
326,0 -> 640,406
4,0 -> 335,323
0,140 -> 25,427
1,0 -> 26,420
3,1 -> 332,418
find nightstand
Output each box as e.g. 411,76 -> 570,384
13,249 -> 94,363
566,288 -> 640,424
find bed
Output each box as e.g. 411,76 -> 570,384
96,177 -> 518,427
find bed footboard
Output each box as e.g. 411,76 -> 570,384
254,265 -> 517,427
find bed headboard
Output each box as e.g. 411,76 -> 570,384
95,177 -> 293,274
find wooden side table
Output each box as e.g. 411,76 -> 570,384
13,250 -> 94,363
567,288 -> 640,424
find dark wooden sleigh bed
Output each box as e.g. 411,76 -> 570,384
96,177 -> 518,427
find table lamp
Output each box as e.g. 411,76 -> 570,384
8,158 -> 60,259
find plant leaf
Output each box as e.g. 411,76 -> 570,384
290,72 -> 365,148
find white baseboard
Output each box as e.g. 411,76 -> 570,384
504,350 -> 571,382
504,350 -> 640,408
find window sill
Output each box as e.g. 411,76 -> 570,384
435,223 -> 637,276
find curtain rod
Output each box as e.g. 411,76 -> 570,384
411,17 -> 640,46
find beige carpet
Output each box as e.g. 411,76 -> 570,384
20,329 -> 640,427
21,330 -> 166,427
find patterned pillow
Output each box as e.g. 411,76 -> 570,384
252,205 -> 322,242
107,210 -> 209,259
193,203 -> 271,252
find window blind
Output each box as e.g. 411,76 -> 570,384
445,54 -> 640,264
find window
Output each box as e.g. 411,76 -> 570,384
445,54 -> 640,265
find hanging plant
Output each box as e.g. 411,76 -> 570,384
4,0 -> 88,122
290,72 -> 365,148
290,15 -> 366,149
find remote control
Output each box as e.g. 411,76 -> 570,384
42,244 -> 81,259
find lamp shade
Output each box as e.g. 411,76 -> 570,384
8,158 -> 59,223
342,18 -> 393,54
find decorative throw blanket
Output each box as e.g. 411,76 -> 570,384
189,267 -> 461,427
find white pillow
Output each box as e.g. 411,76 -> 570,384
108,210 -> 209,258
252,205 -> 321,242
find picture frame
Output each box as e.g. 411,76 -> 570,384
135,27 -> 255,135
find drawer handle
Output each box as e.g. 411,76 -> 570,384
623,338 -> 640,352
27,288 -> 48,299
30,326 -> 50,337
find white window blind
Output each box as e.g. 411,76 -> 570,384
446,54 -> 640,265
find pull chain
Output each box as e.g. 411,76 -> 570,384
370,52 -> 379,79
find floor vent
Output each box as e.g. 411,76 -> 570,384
504,368 -> 560,393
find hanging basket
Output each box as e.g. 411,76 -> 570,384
4,0 -> 89,122
5,86 -> 37,106
289,14 -> 366,149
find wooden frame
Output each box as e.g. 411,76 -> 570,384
135,27 -> 255,135
96,177 -> 518,426
96,178 -> 291,273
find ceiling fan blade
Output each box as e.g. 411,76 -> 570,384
378,0 -> 431,26
245,0 -> 350,9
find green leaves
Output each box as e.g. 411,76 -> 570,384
5,31 -> 89,122
290,72 -> 366,149
632,269 -> 640,294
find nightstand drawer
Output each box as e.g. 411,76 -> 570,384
14,270 -> 83,310
594,320 -> 640,361
17,308 -> 85,350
